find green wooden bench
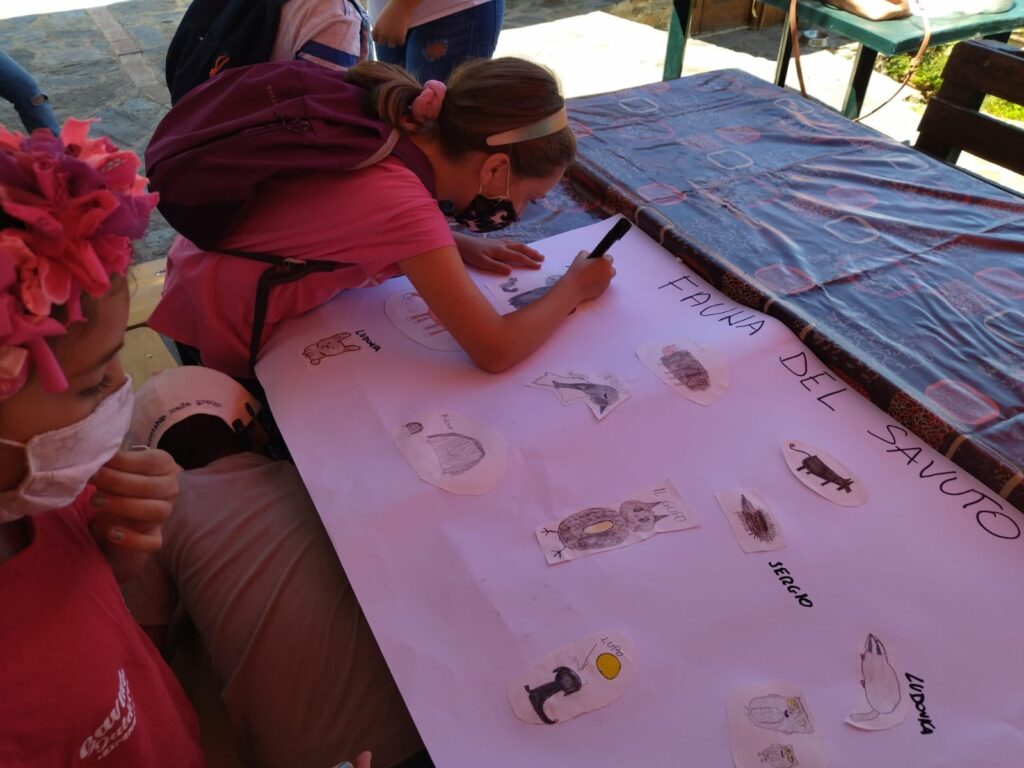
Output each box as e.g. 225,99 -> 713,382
663,0 -> 1024,118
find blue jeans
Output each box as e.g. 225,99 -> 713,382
375,0 -> 504,83
0,49 -> 59,135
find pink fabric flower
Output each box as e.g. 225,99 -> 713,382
0,118 -> 158,398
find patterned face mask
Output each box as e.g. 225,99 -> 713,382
447,167 -> 520,233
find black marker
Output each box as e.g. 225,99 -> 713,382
587,219 -> 632,259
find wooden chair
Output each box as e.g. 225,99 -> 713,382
915,39 -> 1024,175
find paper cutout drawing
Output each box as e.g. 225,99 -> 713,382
846,633 -> 910,731
527,371 -> 630,420
509,632 -> 634,725
748,695 -> 814,734
727,682 -> 828,768
536,481 -> 697,565
716,490 -> 785,553
394,411 -> 507,495
384,290 -> 461,351
524,667 -> 582,724
302,332 -> 360,366
783,441 -> 868,507
485,270 -> 567,315
404,422 -> 485,476
636,339 -> 729,406
759,744 -> 798,768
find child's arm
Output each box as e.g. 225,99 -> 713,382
89,448 -> 179,584
372,0 -> 423,46
401,245 -> 614,373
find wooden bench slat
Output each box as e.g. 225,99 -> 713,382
122,327 -> 177,390
917,98 -> 1024,176
939,39 -> 1024,108
128,259 -> 168,331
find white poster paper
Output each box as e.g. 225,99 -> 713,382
636,339 -> 729,406
727,681 -> 829,768
846,633 -> 910,731
384,289 -> 461,351
715,490 -> 785,553
535,480 -> 697,564
783,440 -> 868,507
394,411 -> 506,495
509,632 -> 635,725
527,370 -> 630,420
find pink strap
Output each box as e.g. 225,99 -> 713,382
411,80 -> 447,124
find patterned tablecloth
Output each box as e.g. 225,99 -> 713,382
499,69 -> 1024,513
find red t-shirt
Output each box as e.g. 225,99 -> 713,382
0,491 -> 204,767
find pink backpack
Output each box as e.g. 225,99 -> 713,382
145,59 -> 435,373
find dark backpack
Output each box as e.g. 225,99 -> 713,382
165,0 -> 290,105
145,60 -> 437,373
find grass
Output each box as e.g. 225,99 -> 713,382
878,44 -> 1024,122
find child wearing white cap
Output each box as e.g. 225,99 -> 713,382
122,367 -> 421,768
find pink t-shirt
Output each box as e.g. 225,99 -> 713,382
0,492 -> 203,767
149,158 -> 454,378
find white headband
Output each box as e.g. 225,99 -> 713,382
485,107 -> 569,146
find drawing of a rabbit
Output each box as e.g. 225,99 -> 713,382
303,332 -> 360,365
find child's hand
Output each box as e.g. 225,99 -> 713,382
372,0 -> 415,46
334,751 -> 372,768
90,448 -> 180,553
456,233 -> 544,275
565,250 -> 616,304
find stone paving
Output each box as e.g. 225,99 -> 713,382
1,1 -> 1020,263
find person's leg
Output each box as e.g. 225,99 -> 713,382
0,49 -> 59,135
401,0 -> 504,83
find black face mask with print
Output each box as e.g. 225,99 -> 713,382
438,166 -> 520,233
450,194 -> 520,233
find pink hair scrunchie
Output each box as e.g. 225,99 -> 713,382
411,80 -> 447,124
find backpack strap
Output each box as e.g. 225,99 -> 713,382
219,249 -> 349,375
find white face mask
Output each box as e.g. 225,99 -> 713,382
0,376 -> 134,522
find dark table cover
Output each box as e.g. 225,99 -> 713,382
503,70 -> 1023,513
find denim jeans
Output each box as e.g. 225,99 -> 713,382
375,0 -> 504,83
0,49 -> 59,135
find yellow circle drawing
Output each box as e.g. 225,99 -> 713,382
584,520 -> 615,535
596,653 -> 621,680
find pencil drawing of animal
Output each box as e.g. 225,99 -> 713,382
747,694 -> 814,734
499,276 -> 519,293
524,666 -> 583,724
533,372 -> 620,413
759,744 -> 798,768
509,275 -> 560,309
426,432 -> 485,476
788,443 -> 854,493
302,332 -> 360,365
850,634 -> 902,722
659,346 -> 710,390
738,494 -> 778,543
542,500 -> 666,559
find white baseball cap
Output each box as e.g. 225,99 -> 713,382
126,366 -> 262,449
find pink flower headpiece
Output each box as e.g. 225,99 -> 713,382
0,119 -> 158,399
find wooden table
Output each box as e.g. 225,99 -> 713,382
663,0 -> 1024,117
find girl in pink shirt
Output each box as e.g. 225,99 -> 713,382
150,57 -> 616,378
0,121 -> 204,766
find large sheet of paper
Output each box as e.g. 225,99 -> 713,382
257,218 -> 1024,767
